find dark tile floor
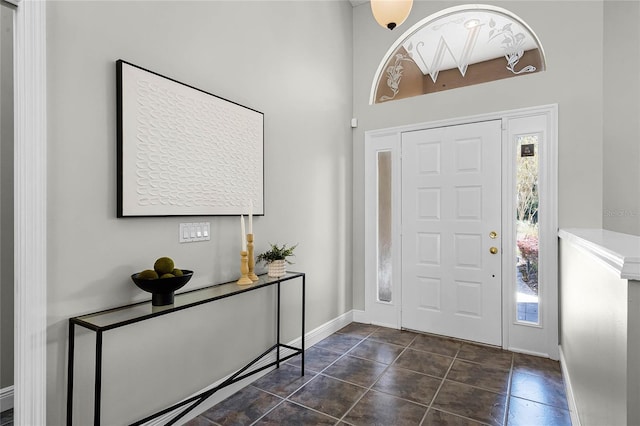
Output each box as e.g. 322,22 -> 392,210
0,409 -> 12,426
186,323 -> 571,425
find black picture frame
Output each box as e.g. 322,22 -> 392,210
116,60 -> 264,217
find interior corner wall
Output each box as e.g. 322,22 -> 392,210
351,1 -> 605,310
46,2 -> 353,424
603,1 -> 640,237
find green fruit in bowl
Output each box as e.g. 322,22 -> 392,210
138,269 -> 159,280
172,268 -> 183,277
154,257 -> 175,275
160,273 -> 175,279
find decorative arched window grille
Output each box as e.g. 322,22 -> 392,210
370,4 -> 546,104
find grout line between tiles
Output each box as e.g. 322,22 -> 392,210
250,328 -> 378,425
508,394 -> 573,412
336,332 -> 420,424
503,354 -> 516,425
196,326 -> 569,426
248,369 -> 321,425
248,397 -> 286,426
426,407 -> 494,426
418,343 -> 461,425
278,398 -> 345,424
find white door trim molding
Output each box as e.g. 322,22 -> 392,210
364,130 -> 402,329
503,108 -> 559,359
364,104 -> 558,356
14,0 -> 47,424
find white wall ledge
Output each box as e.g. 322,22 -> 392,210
559,228 -> 640,280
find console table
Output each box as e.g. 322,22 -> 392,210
66,272 -> 305,426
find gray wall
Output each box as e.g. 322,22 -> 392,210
46,1 -> 353,424
39,1 -> 640,423
0,3 -> 14,391
603,1 -> 640,236
351,1 -> 605,309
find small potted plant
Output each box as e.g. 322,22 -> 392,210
256,243 -> 297,278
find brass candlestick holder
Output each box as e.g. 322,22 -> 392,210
247,233 -> 259,281
237,250 -> 253,285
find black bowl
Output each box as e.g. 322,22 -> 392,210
131,270 -> 193,306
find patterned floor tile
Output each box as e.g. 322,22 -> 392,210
183,415 -> 216,425
348,339 -> 405,364
457,343 -> 513,370
410,333 -> 462,358
512,353 -> 563,381
250,363 -> 315,398
0,410 -> 13,426
447,359 -> 511,394
423,408 -> 487,426
432,380 -> 507,426
199,385 -> 282,426
186,324 -> 572,426
254,400 -> 337,425
372,365 -> 442,405
314,333 -> 364,354
322,355 -> 388,387
336,322 -> 380,338
289,374 -> 366,418
285,346 -> 342,373
368,328 -> 418,347
510,370 -> 568,410
507,396 -> 571,426
343,389 -> 427,425
394,347 -> 453,378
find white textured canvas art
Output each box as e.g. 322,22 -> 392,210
117,60 -> 264,217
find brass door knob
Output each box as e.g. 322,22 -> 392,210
489,231 -> 498,239
489,247 -> 498,254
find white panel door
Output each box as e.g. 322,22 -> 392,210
401,120 -> 502,345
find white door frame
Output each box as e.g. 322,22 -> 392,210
13,0 -> 48,424
364,104 -> 558,357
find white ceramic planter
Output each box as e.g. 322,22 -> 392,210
267,260 -> 287,278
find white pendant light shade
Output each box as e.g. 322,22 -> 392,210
371,0 -> 413,30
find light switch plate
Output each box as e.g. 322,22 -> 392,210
180,222 -> 211,243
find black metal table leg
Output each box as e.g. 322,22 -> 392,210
67,321 -> 75,426
94,331 -> 103,426
301,274 -> 305,376
276,281 -> 281,368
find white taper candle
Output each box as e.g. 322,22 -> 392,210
241,215 -> 247,251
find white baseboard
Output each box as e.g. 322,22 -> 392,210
0,386 -> 13,412
291,309 -> 354,349
559,345 -> 581,426
146,310 -> 355,426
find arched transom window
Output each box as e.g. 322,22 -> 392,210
371,4 -> 546,104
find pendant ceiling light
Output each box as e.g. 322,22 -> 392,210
371,0 -> 413,30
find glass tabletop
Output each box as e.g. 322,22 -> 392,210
71,272 -> 304,331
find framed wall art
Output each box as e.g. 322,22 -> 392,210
116,60 -> 264,217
